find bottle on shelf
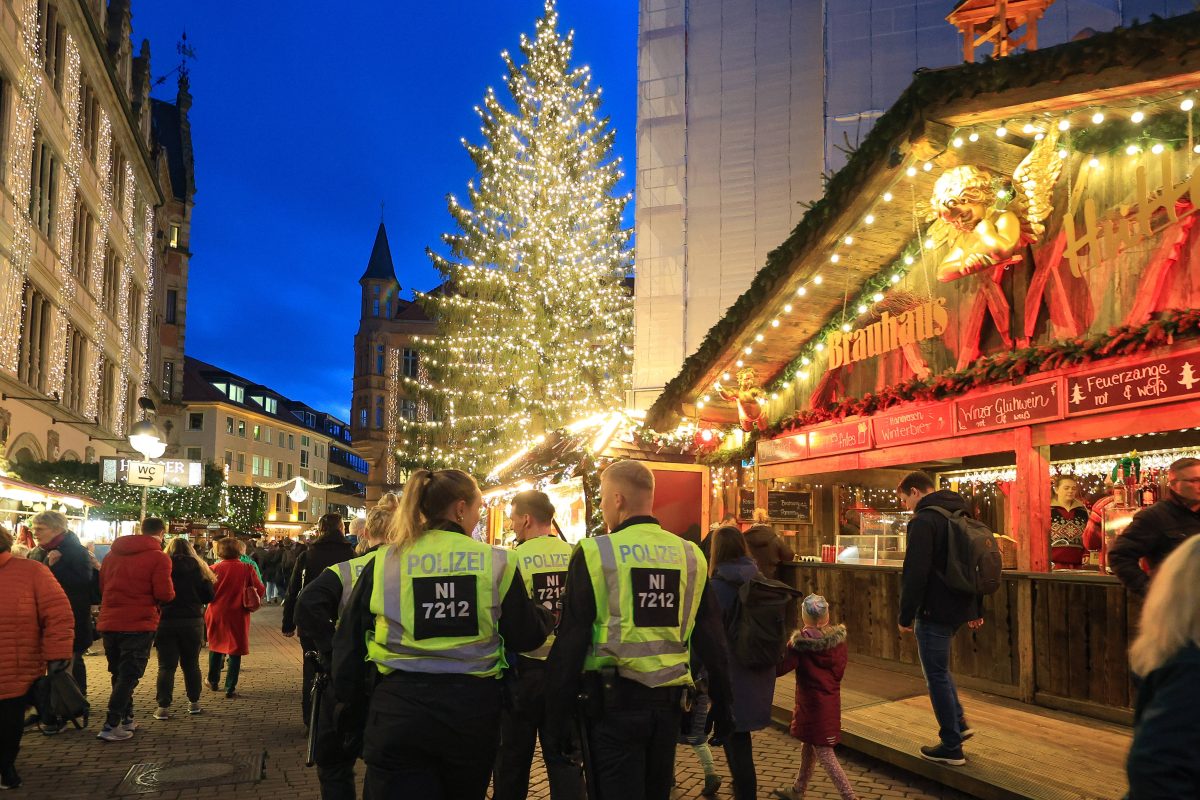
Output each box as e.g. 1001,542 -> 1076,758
1143,468 -> 1161,507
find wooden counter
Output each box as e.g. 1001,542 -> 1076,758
779,562 -> 1141,723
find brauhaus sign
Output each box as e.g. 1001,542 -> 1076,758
827,298 -> 949,369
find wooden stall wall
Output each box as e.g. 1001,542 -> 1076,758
1031,575 -> 1142,719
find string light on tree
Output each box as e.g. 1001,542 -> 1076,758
400,0 -> 632,477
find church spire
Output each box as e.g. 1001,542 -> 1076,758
359,221 -> 398,284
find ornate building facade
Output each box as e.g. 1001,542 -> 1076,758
0,0 -> 193,468
350,222 -> 435,505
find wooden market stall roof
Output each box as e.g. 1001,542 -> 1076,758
645,12 -> 1200,432
0,474 -> 98,508
488,411 -> 695,488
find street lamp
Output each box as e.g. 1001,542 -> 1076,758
129,399 -> 167,520
129,419 -> 166,460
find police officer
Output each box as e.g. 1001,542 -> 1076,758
545,460 -> 734,800
332,469 -> 552,800
295,494 -> 398,800
493,491 -> 584,800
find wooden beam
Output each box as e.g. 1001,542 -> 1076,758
1014,425 -> 1050,572
1016,578 -> 1036,702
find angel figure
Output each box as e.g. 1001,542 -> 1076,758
715,367 -> 769,432
928,129 -> 1064,282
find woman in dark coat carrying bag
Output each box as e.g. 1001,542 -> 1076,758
709,527 -> 777,800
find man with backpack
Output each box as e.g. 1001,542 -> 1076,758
896,471 -> 985,767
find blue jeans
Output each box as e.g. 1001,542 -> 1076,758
914,619 -> 964,749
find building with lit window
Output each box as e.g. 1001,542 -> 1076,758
350,222 -> 436,504
180,356 -> 368,529
0,0 -> 194,471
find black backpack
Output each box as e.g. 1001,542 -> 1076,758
924,506 -> 1003,596
714,574 -> 802,668
31,669 -> 89,729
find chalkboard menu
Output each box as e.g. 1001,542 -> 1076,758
768,490 -> 812,523
738,489 -> 756,520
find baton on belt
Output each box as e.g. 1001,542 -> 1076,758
304,651 -> 328,768
576,691 -> 599,800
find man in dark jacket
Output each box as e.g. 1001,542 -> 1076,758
896,471 -> 983,767
1109,457 -> 1200,597
283,515 -> 356,724
28,510 -> 95,733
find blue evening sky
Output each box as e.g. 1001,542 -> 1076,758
133,1 -> 637,420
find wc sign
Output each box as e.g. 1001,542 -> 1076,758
100,457 -> 204,487
127,461 -> 165,486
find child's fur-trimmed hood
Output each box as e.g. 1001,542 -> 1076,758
788,624 -> 847,652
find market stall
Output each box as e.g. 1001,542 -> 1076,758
483,410 -> 710,547
0,473 -> 98,542
645,14 -> 1200,721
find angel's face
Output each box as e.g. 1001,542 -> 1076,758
939,197 -> 986,232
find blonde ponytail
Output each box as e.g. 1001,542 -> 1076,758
390,470 -> 432,550
386,469 -> 480,550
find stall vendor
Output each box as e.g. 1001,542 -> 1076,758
1050,475 -> 1089,569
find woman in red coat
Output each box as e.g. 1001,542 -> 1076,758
204,537 -> 263,699
0,526 -> 74,790
773,594 -> 856,800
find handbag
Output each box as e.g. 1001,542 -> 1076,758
32,668 -> 89,729
241,564 -> 262,613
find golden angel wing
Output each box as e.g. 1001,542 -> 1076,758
923,216 -> 957,252
1012,128 -> 1064,236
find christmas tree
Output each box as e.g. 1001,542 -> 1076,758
404,1 -> 633,477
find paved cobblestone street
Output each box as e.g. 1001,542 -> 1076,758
13,607 -> 972,799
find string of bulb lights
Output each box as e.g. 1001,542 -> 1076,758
697,90 -> 1200,422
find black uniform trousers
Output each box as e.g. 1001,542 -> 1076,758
493,657 -> 584,800
301,634 -> 319,724
314,680 -> 357,800
584,681 -> 682,800
362,671 -> 502,800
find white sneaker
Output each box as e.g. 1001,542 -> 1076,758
153,707 -> 170,720
188,702 -> 202,715
119,717 -> 138,732
96,724 -> 133,742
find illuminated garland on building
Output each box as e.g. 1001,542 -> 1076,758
0,0 -> 44,374
85,112 -> 115,423
113,159 -> 138,436
46,33 -> 84,399
403,0 -> 633,476
385,346 -> 399,485
141,203 -> 155,401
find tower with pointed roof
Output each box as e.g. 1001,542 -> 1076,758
351,221 -> 437,504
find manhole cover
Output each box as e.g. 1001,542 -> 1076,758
115,752 -> 264,795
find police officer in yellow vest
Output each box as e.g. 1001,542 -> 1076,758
332,469 -> 552,800
544,460 -> 734,800
493,491 -> 585,800
295,494 -> 398,800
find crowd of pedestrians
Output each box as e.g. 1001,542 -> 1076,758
0,456 -> 1197,797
